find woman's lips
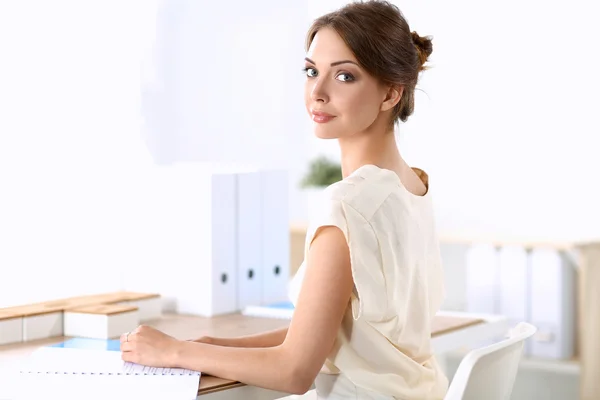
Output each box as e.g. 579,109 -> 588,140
311,110 -> 336,123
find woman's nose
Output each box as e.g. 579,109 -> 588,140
310,79 -> 329,103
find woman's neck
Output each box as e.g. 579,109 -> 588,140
337,129 -> 402,179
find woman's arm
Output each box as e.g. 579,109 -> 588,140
194,326 -> 288,348
172,225 -> 354,395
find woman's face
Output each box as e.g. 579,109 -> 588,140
304,27 -> 390,139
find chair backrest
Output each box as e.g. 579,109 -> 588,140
444,322 -> 537,400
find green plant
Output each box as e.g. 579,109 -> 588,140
300,155 -> 342,188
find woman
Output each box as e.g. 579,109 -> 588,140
120,1 -> 448,398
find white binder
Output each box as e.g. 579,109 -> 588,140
438,242 -> 470,311
465,244 -> 500,314
162,165 -> 238,317
260,170 -> 290,305
236,171 -> 263,310
498,245 -> 530,354
529,248 -> 575,359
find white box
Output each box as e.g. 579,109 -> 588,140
162,165 -> 238,317
236,171 -> 263,310
260,170 -> 290,305
109,292 -> 162,322
23,312 -> 63,341
64,304 -> 139,339
0,315 -> 23,345
529,248 -> 575,359
123,297 -> 161,322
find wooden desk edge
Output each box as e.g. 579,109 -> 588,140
198,376 -> 245,395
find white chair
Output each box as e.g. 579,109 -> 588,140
444,322 -> 537,400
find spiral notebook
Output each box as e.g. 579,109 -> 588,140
16,347 -> 201,399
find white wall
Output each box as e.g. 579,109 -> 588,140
0,1 -> 160,306
142,0 -> 313,223
169,2 -> 309,168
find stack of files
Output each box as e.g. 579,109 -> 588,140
153,165 -> 290,318
13,338 -> 201,400
242,301 -> 295,320
48,337 -> 122,351
236,169 -> 290,311
463,243 -> 576,359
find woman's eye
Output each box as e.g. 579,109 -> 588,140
336,73 -> 355,82
304,67 -> 318,77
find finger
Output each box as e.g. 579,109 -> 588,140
129,330 -> 143,343
120,341 -> 134,352
121,351 -> 137,363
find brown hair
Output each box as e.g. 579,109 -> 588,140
305,0 -> 433,126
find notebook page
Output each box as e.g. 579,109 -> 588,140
22,347 -> 199,376
16,347 -> 201,400
17,374 -> 200,400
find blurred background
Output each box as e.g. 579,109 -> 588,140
0,1 -> 599,399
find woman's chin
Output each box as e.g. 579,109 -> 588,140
313,125 -> 340,140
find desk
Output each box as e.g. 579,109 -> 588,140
0,311 -> 508,400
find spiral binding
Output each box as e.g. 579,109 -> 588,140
19,371 -> 198,375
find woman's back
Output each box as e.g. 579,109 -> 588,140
289,164 -> 448,399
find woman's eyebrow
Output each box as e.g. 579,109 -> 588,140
305,57 -> 359,67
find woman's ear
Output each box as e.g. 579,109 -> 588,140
380,85 -> 403,112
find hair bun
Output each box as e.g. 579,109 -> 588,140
411,31 -> 433,70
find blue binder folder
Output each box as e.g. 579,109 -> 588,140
48,337 -> 121,352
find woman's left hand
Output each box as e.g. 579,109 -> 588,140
120,325 -> 182,368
